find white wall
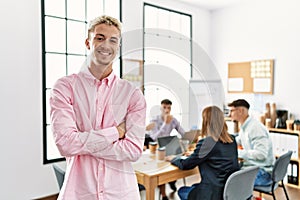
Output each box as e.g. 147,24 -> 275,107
0,0 -> 59,199
0,0 -> 211,199
211,0 -> 300,118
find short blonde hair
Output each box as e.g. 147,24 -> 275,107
87,15 -> 122,39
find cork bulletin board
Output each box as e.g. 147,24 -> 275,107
228,59 -> 274,94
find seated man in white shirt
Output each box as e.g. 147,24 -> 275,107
228,99 -> 275,187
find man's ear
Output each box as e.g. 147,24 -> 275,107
85,38 -> 90,50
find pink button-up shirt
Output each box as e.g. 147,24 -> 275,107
50,66 -> 146,200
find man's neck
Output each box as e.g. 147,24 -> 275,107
240,114 -> 249,125
89,63 -> 113,80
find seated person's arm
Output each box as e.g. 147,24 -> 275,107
238,128 -> 270,161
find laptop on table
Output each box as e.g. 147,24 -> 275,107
157,136 -> 184,156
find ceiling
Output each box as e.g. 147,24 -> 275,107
175,0 -> 245,10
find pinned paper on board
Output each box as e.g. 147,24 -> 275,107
228,78 -> 243,92
253,78 -> 271,92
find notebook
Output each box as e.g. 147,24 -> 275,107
157,136 -> 183,156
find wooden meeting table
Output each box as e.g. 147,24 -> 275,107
132,149 -> 199,200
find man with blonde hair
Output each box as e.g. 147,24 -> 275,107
50,15 -> 146,200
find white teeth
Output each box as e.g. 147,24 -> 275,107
98,51 -> 110,56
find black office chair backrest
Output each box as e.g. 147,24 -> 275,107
272,151 -> 292,183
52,164 -> 65,190
223,166 -> 259,200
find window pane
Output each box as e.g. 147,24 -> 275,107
157,9 -> 169,30
87,0 -> 104,21
47,125 -> 63,160
145,32 -> 191,68
46,53 -> 66,88
145,50 -> 190,81
67,55 -> 86,75
104,0 -> 119,18
170,12 -> 181,33
144,6 -> 158,29
67,21 -> 86,55
44,0 -> 65,18
67,0 -> 85,20
45,17 -> 66,53
181,15 -> 191,38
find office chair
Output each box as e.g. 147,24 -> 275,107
223,166 -> 259,200
254,151 -> 292,200
52,164 -> 65,190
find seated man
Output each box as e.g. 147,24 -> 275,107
228,99 -> 275,186
145,99 -> 186,200
147,99 -> 185,141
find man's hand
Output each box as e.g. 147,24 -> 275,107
165,155 -> 176,161
146,122 -> 155,131
117,122 -> 126,139
183,150 -> 193,156
164,114 -> 173,124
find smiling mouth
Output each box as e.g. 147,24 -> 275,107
98,51 -> 111,56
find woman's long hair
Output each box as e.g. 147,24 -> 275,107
201,106 -> 233,143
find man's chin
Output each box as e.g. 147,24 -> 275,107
95,59 -> 113,67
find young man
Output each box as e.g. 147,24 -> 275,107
147,99 -> 185,141
146,99 -> 185,199
50,15 -> 146,200
228,99 -> 275,186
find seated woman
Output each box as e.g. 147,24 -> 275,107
166,106 -> 240,200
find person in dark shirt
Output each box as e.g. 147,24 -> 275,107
166,106 -> 239,200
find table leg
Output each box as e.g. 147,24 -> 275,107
144,176 -> 158,200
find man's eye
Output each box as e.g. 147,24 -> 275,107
96,37 -> 104,41
110,39 -> 119,44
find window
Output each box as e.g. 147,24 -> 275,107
143,3 -> 192,129
41,0 -> 121,164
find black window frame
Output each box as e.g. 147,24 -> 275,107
41,0 -> 122,164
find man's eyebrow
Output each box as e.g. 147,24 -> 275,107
94,34 -> 120,40
95,34 -> 105,37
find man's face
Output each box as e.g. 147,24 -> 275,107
86,23 -> 120,68
161,103 -> 172,116
229,106 -> 240,121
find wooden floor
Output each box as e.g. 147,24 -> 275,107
39,174 -> 300,200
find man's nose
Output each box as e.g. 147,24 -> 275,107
100,39 -> 111,47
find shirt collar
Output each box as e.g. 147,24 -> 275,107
240,115 -> 251,131
80,64 -> 115,87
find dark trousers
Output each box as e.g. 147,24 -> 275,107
144,134 -> 154,148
